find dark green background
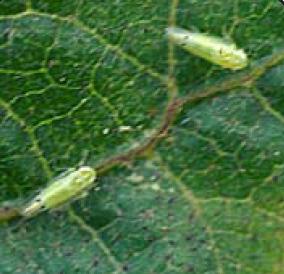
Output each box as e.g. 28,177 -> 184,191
0,1 -> 283,273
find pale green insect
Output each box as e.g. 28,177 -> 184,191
166,27 -> 248,70
21,166 -> 96,217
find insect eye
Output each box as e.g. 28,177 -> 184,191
219,48 -> 228,55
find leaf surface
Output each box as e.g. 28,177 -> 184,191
0,1 -> 284,273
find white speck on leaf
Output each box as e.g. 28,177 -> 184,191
103,128 -> 110,135
118,125 -> 132,132
127,173 -> 144,183
151,183 -> 161,191
168,188 -> 175,193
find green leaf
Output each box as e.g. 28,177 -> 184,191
1,1 -> 284,273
